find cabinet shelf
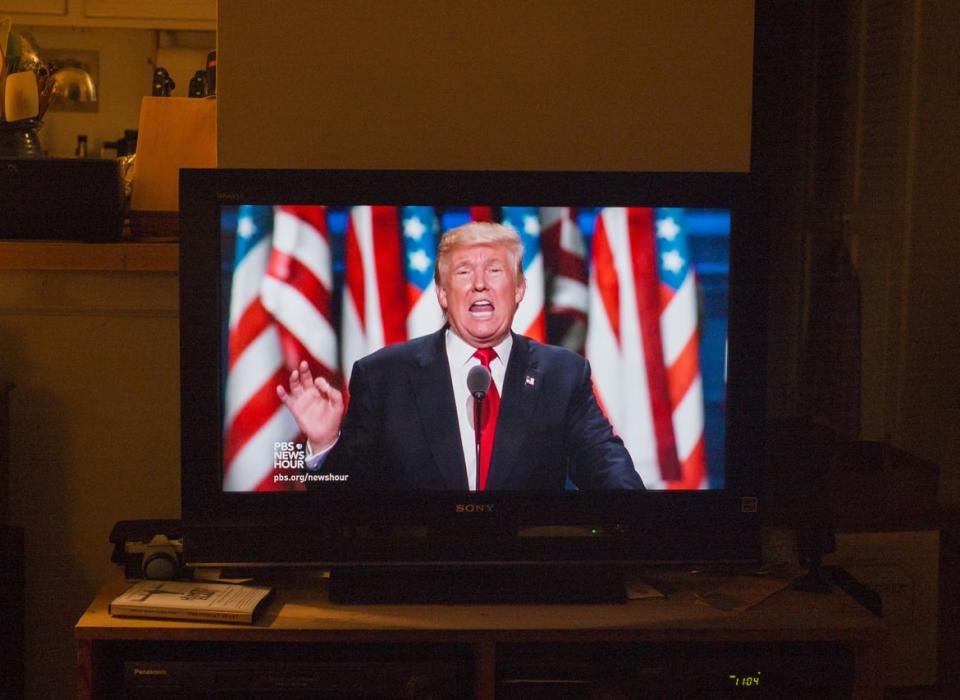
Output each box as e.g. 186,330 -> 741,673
76,569 -> 886,699
0,241 -> 178,273
0,1 -> 215,30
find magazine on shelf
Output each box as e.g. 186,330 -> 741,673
109,579 -> 273,624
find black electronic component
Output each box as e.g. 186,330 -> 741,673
151,67 -> 175,97
188,70 -> 206,98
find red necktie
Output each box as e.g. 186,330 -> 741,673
473,347 -> 501,491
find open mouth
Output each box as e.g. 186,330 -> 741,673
469,300 -> 494,318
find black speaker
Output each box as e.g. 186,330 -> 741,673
0,526 -> 24,699
0,158 -> 124,242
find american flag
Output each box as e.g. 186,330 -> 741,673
340,206 -> 408,383
500,206 -> 546,342
654,209 -> 706,489
585,207 -> 706,489
541,207 -> 589,353
223,205 -> 336,492
401,206 -> 445,339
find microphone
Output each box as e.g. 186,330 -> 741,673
467,365 -> 491,486
467,364 -> 491,400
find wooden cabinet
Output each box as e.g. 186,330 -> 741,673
0,0 -> 215,30
76,570 -> 887,699
0,0 -> 66,17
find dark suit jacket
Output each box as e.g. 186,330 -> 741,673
322,328 -> 644,490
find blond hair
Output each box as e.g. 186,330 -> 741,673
434,221 -> 525,286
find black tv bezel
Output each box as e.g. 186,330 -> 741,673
180,168 -> 765,567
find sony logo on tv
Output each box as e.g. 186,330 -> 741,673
456,504 -> 494,513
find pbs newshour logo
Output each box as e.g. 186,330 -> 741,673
273,441 -> 305,470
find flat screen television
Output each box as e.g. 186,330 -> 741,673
179,169 -> 765,601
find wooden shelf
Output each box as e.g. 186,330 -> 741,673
76,569 -> 887,699
0,241 -> 178,273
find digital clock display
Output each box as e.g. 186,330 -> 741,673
727,671 -> 762,687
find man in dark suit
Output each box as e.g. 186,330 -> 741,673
278,221 -> 643,491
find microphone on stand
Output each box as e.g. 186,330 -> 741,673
467,365 -> 492,482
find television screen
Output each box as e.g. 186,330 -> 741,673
218,204 -> 730,493
180,170 -> 764,570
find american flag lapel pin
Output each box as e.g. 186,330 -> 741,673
525,375 -> 536,387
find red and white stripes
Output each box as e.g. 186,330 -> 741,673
586,207 -> 706,489
340,206 -> 408,383
223,206 -> 336,492
541,207 -> 589,353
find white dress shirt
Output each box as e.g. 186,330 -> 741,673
445,329 -> 512,491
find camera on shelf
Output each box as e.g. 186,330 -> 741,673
109,520 -> 187,580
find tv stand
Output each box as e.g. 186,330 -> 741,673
328,564 -> 628,604
76,569 -> 886,698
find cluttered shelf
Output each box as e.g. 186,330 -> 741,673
0,240 -> 178,272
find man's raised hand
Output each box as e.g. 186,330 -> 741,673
276,361 -> 344,450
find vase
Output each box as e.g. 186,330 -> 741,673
0,119 -> 43,159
